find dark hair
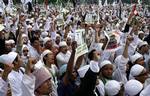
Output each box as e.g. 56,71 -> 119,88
88,49 -> 96,61
30,37 -> 39,45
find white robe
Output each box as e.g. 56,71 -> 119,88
29,46 -> 40,61
113,55 -> 129,84
56,51 -> 71,68
0,78 -> 9,96
8,70 -> 24,96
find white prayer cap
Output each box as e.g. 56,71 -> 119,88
22,34 -> 28,38
77,65 -> 90,78
8,39 -> 15,44
100,60 -> 112,69
26,19 -> 30,22
138,31 -> 144,35
7,52 -> 18,64
27,25 -> 32,29
5,40 -> 11,44
0,24 -> 5,31
0,54 -> 11,65
130,53 -> 143,64
59,64 -> 67,76
20,13 -> 25,16
106,13 -> 109,16
56,34 -> 61,37
59,41 -> 67,47
29,19 -> 33,24
125,80 -> 143,96
41,32 -> 48,38
130,64 -> 144,77
138,41 -> 148,48
22,45 -> 29,51
43,37 -> 51,45
41,50 -> 52,62
105,80 -> 121,96
67,35 -> 72,40
33,67 -> 52,90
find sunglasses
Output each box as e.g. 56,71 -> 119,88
23,50 -> 29,52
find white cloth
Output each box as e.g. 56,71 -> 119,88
34,60 -> 44,69
56,51 -> 71,68
0,78 -> 9,96
125,79 -> 143,96
29,46 -> 40,60
113,55 -> 129,84
144,50 -> 150,71
105,80 -> 121,96
21,74 -> 35,96
96,79 -> 105,96
140,84 -> 150,96
8,70 -> 24,96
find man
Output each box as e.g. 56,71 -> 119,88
43,37 -> 58,56
29,37 -> 42,61
0,52 -> 24,96
136,41 -> 150,71
56,41 -> 71,68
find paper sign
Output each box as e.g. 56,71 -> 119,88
75,43 -> 88,62
75,29 -> 85,45
85,13 -> 94,24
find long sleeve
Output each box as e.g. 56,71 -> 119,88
113,55 -> 129,84
0,78 -> 9,96
8,71 -> 24,96
21,74 -> 35,96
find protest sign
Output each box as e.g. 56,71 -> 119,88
75,29 -> 85,45
74,43 -> 88,63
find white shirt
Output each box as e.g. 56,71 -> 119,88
8,69 -> 24,96
0,78 -> 9,96
56,51 -> 71,68
113,55 -> 129,84
29,46 -> 40,61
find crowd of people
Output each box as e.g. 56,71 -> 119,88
0,0 -> 150,96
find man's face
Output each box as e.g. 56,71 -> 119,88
135,69 -> 149,84
141,45 -> 149,53
56,36 -> 61,44
101,64 -> 113,79
5,43 -> 12,52
135,58 -> 145,66
46,52 -> 54,65
60,46 -> 68,54
23,47 -> 29,56
45,40 -> 53,48
66,38 -> 72,45
36,79 -> 52,95
33,40 -> 40,48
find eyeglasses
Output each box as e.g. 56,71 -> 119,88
23,50 -> 29,52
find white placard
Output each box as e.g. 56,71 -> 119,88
75,29 -> 85,45
74,43 -> 88,63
